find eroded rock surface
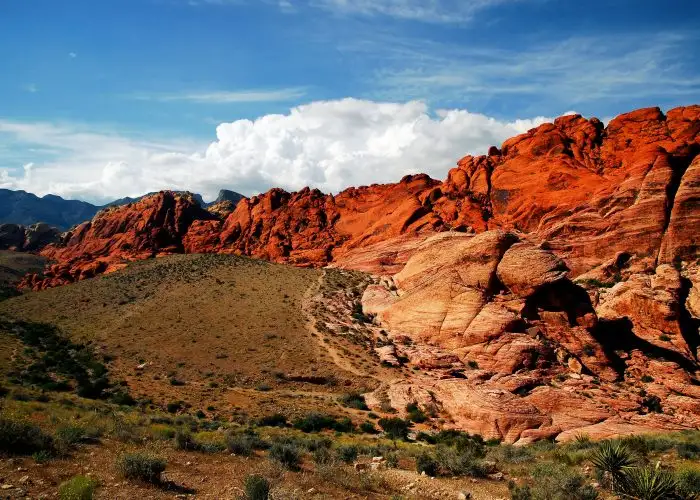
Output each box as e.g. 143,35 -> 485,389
362,231 -> 700,443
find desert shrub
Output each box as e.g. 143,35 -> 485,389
317,464 -> 391,494
386,452 -> 399,468
620,434 -> 674,457
508,481 -> 533,500
492,444 -> 534,464
293,412 -> 342,433
336,445 -> 359,464
529,462 -> 598,500
110,391 -> 136,406
360,421 -> 378,434
641,375 -> 654,383
166,401 -> 182,414
677,442 -> 700,460
618,463 -> 678,499
174,430 -> 198,451
339,392 -> 369,411
0,415 -> 53,455
268,441 -> 302,470
226,431 -> 268,456
406,402 -> 427,423
244,475 -> 270,500
591,440 -> 635,489
312,446 -> 334,465
416,453 -> 439,476
116,453 -> 166,483
257,413 -> 287,427
434,445 -> 488,477
333,416 -> 354,433
303,436 -> 332,451
58,475 -> 99,500
57,424 -> 90,444
150,424 -> 176,440
676,466 -> 700,499
54,424 -> 89,454
378,417 -> 410,441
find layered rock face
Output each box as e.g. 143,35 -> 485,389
22,105 -> 699,290
363,231 -> 700,443
21,192 -> 217,289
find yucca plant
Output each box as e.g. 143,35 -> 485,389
618,462 -> 678,500
591,440 -> 635,490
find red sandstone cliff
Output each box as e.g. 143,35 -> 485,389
20,105 -> 700,289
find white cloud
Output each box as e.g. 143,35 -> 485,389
0,99 -> 551,203
310,0 -> 525,22
132,87 -> 307,103
69,52 -> 77,58
23,84 -> 38,93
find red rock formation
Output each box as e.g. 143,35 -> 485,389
21,105 -> 700,288
20,192 -> 216,290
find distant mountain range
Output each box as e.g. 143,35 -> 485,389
0,188 -> 244,230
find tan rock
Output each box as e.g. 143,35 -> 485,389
496,242 -> 569,297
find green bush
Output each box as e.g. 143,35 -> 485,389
378,417 -> 410,441
360,421 -> 378,434
676,466 -> 700,499
492,444 -> 534,464
55,425 -> 88,446
174,430 -> 198,451
677,442 -> 700,460
116,453 -> 166,483
416,453 -> 439,476
406,402 -> 427,423
618,463 -> 677,500
244,474 -> 270,500
336,445 -> 359,464
312,447 -> 334,465
339,392 -> 369,411
268,442 -> 302,470
58,475 -> 98,500
434,445 -> 488,477
257,413 -> 287,427
508,481 -> 533,500
0,416 -> 53,455
226,431 -> 268,456
529,463 -> 598,500
293,412 -> 352,433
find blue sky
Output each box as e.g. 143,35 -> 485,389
1,0 -> 699,202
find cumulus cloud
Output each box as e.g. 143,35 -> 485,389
0,99 -> 552,203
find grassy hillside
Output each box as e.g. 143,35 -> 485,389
0,254 -> 385,418
0,250 -> 46,300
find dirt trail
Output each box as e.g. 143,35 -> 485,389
302,269 -> 372,379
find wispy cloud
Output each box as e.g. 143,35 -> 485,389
23,83 -> 38,93
185,0 -> 527,23
131,87 -> 307,103
310,0 -> 528,23
338,30 -> 700,112
69,52 -> 77,58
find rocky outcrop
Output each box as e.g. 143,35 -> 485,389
22,105 -> 699,291
21,192 -> 217,290
362,231 -> 700,443
0,223 -> 60,252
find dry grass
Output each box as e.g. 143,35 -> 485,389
0,254 -> 381,421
